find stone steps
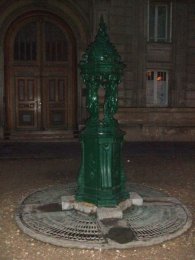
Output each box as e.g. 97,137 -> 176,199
5,130 -> 79,142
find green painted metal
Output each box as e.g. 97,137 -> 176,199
76,16 -> 128,206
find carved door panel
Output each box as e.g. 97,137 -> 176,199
15,77 -> 40,129
45,78 -> 68,129
5,15 -> 76,132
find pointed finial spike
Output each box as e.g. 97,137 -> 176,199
100,15 -> 104,24
99,15 -> 106,29
98,15 -> 108,39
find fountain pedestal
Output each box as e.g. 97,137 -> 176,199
76,126 -> 128,207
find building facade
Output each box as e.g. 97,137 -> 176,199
0,0 -> 195,141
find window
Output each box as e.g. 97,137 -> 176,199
45,22 -> 68,62
14,21 -> 68,62
14,22 -> 37,61
148,1 -> 172,42
146,70 -> 168,106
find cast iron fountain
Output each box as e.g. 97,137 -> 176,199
76,15 -> 128,207
15,17 -> 192,249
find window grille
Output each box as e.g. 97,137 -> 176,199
14,22 -> 37,61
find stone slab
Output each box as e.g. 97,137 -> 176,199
118,198 -> 132,211
61,195 -> 75,210
97,207 -> 123,220
61,195 -> 97,214
130,192 -> 143,206
73,201 -> 97,214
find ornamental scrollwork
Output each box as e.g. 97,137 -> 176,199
79,16 -> 125,128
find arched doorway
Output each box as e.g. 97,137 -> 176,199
4,12 -> 77,139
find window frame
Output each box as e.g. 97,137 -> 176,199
147,0 -> 172,43
146,69 -> 169,107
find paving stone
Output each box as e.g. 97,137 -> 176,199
97,207 -> 123,220
130,192 -> 143,206
118,198 -> 132,211
73,201 -> 97,214
61,195 -> 75,210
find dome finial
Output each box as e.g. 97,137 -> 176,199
96,15 -> 108,40
99,15 -> 105,27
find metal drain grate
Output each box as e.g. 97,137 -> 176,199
15,183 -> 192,249
19,211 -> 105,242
124,204 -> 188,240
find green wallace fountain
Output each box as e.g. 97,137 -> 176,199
76,16 -> 129,207
15,17 -> 192,249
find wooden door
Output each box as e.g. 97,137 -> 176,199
5,15 -> 76,133
42,21 -> 73,130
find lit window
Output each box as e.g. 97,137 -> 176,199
146,70 -> 168,106
148,1 -> 172,42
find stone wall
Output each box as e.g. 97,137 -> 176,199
90,0 -> 195,141
0,0 -> 194,141
186,3 -> 195,107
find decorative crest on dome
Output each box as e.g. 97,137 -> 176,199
79,15 -> 125,73
79,16 -> 126,128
